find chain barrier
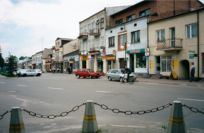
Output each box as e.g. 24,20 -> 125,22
1,102 -> 204,121
0,110 -> 9,120
23,102 -> 86,119
93,102 -> 173,115
182,104 -> 204,115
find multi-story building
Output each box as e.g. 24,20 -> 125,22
78,6 -> 128,72
104,0 -> 203,74
51,38 -> 72,72
32,51 -> 43,70
148,7 -> 204,79
63,39 -> 79,73
18,57 -> 32,69
42,48 -> 52,72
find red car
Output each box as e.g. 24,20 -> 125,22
73,69 -> 101,79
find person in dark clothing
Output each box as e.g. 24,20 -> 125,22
190,62 -> 195,82
125,67 -> 131,82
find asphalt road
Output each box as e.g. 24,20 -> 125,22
0,73 -> 204,133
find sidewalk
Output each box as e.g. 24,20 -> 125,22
137,77 -> 204,89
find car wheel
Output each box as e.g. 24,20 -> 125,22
23,74 -> 27,77
120,77 -> 124,83
76,75 -> 80,79
108,76 -> 112,81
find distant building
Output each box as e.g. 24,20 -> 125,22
42,48 -> 52,72
51,37 -> 72,72
32,51 -> 43,70
63,39 -> 79,73
18,57 -> 32,69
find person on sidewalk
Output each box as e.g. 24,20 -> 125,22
190,62 -> 195,82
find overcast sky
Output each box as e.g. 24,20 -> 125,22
0,0 -> 203,58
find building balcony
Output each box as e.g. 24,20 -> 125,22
78,32 -> 88,40
89,29 -> 100,37
157,38 -> 183,51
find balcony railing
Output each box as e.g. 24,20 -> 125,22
78,32 -> 88,40
157,38 -> 183,51
89,29 -> 100,37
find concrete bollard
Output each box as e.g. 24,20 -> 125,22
9,107 -> 25,133
167,101 -> 186,133
82,100 -> 98,133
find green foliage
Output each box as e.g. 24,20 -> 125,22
7,55 -> 17,75
0,53 -> 4,68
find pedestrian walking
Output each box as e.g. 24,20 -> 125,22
190,62 -> 195,82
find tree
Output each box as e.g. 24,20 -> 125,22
0,53 -> 4,68
7,55 -> 17,74
19,56 -> 27,60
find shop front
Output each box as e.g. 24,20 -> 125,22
127,48 -> 147,73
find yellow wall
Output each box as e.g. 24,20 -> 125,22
149,10 -> 204,78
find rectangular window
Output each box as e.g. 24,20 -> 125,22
115,19 -> 123,25
136,53 -> 146,68
131,30 -> 140,44
161,56 -> 172,72
157,29 -> 165,42
118,34 -> 127,46
126,14 -> 136,22
108,36 -> 115,48
139,9 -> 151,17
186,23 -> 197,39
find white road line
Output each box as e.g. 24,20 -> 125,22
177,97 -> 204,102
96,91 -> 111,93
48,87 -> 64,90
17,84 -> 27,87
8,90 -> 17,93
111,124 -> 146,128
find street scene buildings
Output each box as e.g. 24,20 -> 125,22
16,0 -> 204,79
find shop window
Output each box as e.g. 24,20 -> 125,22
161,56 -> 172,72
136,53 -> 146,68
131,30 -> 140,44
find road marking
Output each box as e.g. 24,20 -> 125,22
48,87 -> 64,90
0,81 -> 6,84
8,90 -> 17,93
111,124 -> 146,128
177,97 -> 204,102
17,84 -> 27,87
96,91 -> 111,93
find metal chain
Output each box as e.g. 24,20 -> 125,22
93,102 -> 173,115
0,110 -> 10,120
23,103 -> 86,119
182,104 -> 204,115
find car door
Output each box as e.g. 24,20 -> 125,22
115,69 -> 122,80
111,69 -> 118,80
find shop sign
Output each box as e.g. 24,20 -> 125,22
188,51 -> 197,59
127,49 -> 145,54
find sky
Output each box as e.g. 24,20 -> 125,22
0,0 -> 203,58
0,0 -> 138,58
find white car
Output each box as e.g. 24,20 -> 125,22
17,69 -> 42,77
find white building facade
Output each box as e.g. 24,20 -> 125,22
105,17 -> 148,73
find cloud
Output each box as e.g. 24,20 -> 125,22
0,0 -> 141,57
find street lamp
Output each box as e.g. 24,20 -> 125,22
120,43 -> 127,68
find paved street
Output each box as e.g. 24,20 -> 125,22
0,73 -> 204,133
